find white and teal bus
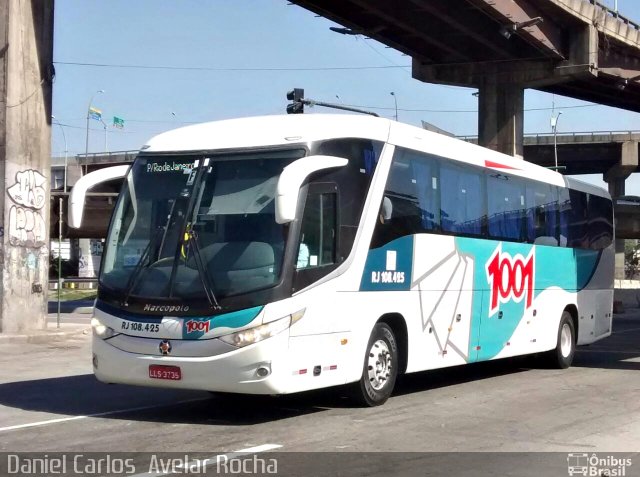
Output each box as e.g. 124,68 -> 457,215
71,114 -> 614,406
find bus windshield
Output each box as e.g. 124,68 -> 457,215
100,149 -> 305,302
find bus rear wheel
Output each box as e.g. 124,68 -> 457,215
355,322 -> 398,407
546,311 -> 576,369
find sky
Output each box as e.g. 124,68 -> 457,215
52,0 -> 640,192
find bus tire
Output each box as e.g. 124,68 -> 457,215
546,311 -> 576,369
355,322 -> 398,407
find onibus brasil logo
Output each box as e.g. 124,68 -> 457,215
567,453 -> 632,476
485,245 -> 535,317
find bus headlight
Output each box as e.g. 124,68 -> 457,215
219,309 -> 305,348
91,317 -> 116,339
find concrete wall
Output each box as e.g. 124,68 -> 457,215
0,0 -> 54,333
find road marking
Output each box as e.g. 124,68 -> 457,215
0,397 -> 208,433
183,444 -> 283,469
130,444 -> 283,477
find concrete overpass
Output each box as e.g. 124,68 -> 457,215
49,152 -> 134,239
291,0 -> 640,161
522,131 -> 640,175
459,130 -> 640,174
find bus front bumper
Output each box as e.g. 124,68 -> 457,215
92,331 -> 290,395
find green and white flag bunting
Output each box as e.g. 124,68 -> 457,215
89,107 -> 102,121
113,116 -> 125,129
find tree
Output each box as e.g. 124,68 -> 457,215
625,239 -> 640,279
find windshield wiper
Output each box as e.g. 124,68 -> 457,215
168,158 -> 209,299
121,227 -> 163,307
186,228 -> 220,310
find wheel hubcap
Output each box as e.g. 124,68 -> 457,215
560,323 -> 572,358
367,339 -> 392,391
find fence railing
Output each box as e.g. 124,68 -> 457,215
588,0 -> 640,31
49,278 -> 98,290
457,131 -> 640,142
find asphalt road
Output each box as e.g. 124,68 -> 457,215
1,312 -> 639,476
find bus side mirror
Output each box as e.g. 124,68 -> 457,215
68,165 -> 130,228
275,155 -> 348,224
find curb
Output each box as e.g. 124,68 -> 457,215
0,326 -> 90,344
48,302 -> 94,314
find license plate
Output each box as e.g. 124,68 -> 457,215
149,365 -> 182,381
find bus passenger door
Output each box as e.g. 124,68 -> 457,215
291,183 -> 340,293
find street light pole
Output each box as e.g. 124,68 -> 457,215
100,119 -> 108,152
57,196 -> 63,328
51,116 -> 68,193
390,92 -> 398,121
51,115 -> 67,329
551,111 -> 562,170
84,89 -> 104,159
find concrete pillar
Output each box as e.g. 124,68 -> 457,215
607,177 -> 625,198
478,79 -> 524,158
604,141 -> 638,280
607,179 -> 626,280
0,1 -> 55,333
78,238 -> 102,278
69,238 -> 80,274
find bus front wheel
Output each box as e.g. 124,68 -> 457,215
546,311 -> 576,369
355,322 -> 399,407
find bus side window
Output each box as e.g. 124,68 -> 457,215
558,188 -> 571,246
441,163 -> 484,237
567,190 -> 589,248
587,194 -> 613,250
296,192 -> 336,269
526,182 -> 558,246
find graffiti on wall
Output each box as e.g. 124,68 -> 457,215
7,169 -> 47,247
